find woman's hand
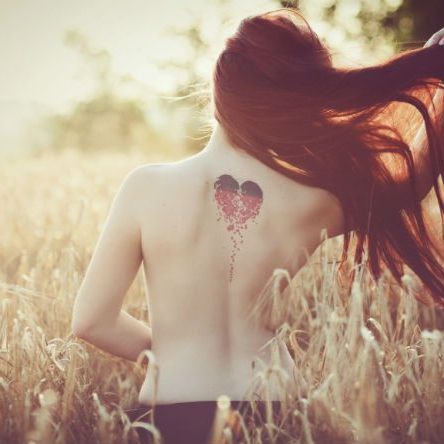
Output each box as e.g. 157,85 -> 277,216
423,27 -> 444,47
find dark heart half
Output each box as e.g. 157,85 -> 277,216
214,174 -> 263,199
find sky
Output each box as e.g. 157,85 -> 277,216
0,0 -> 391,153
0,0 -> 278,108
0,0 -> 282,151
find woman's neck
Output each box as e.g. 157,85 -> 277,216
200,122 -> 252,161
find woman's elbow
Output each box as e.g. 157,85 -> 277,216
71,317 -> 95,339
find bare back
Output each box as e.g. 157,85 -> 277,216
138,148 -> 343,404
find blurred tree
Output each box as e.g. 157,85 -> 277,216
381,0 -> 444,49
279,0 -> 443,58
44,30 -> 160,153
279,0 -> 405,64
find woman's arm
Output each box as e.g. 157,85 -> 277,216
393,31 -> 444,202
71,166 -> 152,362
75,310 -> 152,363
404,85 -> 444,202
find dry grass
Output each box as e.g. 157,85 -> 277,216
1,149 -> 443,444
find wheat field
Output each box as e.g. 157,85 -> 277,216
1,148 -> 443,444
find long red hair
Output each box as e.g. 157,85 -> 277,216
209,7 -> 444,307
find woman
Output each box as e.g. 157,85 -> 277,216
71,7 -> 444,444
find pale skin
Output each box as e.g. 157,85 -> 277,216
71,36 -> 444,405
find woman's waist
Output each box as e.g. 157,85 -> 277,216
148,336 -> 296,381
138,373 -> 291,405
145,351 -> 254,391
150,332 -> 292,366
138,347 -> 296,404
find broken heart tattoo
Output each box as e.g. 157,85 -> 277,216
213,174 -> 263,281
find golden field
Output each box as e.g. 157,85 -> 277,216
1,148 -> 443,444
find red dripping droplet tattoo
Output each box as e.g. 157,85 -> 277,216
213,174 -> 263,281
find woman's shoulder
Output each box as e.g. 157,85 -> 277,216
129,155 -> 201,179
121,158 -> 203,204
123,161 -> 176,188
115,163 -> 171,210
